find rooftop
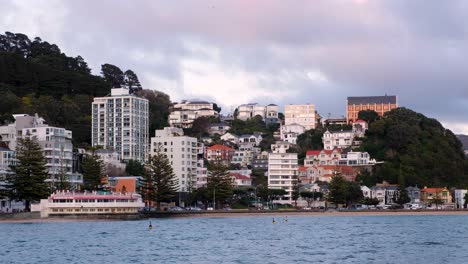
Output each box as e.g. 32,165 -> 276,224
207,144 -> 235,151
347,95 -> 397,105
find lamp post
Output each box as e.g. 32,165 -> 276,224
213,187 -> 216,210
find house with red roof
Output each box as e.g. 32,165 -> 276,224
205,144 -> 236,165
229,173 -> 252,187
304,149 -> 342,167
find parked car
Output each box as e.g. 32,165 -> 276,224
169,206 -> 184,211
303,207 -> 312,210
207,207 -> 214,211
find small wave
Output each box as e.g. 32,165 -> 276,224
418,241 -> 443,246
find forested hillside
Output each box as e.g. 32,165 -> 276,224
0,32 -> 171,146
360,108 -> 468,187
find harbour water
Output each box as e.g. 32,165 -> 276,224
1,214 -> 468,264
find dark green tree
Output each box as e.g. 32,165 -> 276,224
125,160 -> 145,176
124,69 -> 142,93
101,63 -> 124,87
396,188 -> 411,206
207,162 -> 233,209
300,191 -> 323,207
362,197 -> 380,206
346,181 -> 364,207
327,175 -> 349,206
358,110 -> 379,124
145,148 -> 178,209
81,153 -> 104,191
6,137 -> 50,211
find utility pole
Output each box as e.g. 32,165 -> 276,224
213,188 -> 216,210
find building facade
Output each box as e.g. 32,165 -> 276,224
150,127 -> 202,192
169,100 -> 218,128
268,148 -> 298,204
205,144 -> 235,165
347,95 -> 398,123
236,103 -> 279,123
92,88 -> 149,162
284,104 -> 317,130
280,124 -> 306,144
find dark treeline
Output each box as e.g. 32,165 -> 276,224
0,32 -> 171,147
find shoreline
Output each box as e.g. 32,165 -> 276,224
2,210 -> 468,223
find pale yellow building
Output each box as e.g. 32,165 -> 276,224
284,104 -> 317,130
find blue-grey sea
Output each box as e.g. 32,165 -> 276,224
1,214 -> 468,264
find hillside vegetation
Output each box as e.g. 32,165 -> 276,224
360,108 -> 468,187
0,32 -> 171,146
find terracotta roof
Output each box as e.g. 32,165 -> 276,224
306,148 -> 342,156
229,173 -> 250,180
298,166 -> 308,172
354,119 -> 367,123
207,144 -> 235,151
421,187 -> 447,193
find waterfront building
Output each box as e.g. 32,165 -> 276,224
169,100 -> 218,128
0,114 -> 80,187
107,176 -> 142,193
92,88 -> 149,162
454,189 -> 467,209
420,187 -> 452,206
370,182 -> 399,205
406,186 -> 421,204
268,148 -> 298,204
150,127 -> 202,192
284,104 -> 318,130
347,95 -> 398,124
196,159 -> 208,188
31,191 -> 145,218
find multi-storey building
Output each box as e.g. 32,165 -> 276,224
0,114 -> 80,187
205,144 -> 235,165
420,187 -> 452,206
92,88 -> 149,162
252,151 -> 269,170
284,104 -> 318,130
322,130 -> 354,150
231,145 -> 261,167
169,100 -> 218,128
236,103 -> 279,124
150,127 -> 202,192
0,146 -> 15,173
268,148 -> 298,204
347,95 -> 398,124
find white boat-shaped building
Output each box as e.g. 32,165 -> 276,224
32,191 -> 145,218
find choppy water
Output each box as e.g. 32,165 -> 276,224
1,214 -> 468,263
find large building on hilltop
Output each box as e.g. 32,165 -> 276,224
346,95 -> 397,123
284,104 -> 318,130
92,88 -> 149,162
236,103 -> 279,125
169,100 -> 218,128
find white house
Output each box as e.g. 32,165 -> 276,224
284,104 -> 318,130
169,100 -> 218,128
208,123 -> 231,135
221,132 -> 239,145
322,130 -> 355,150
238,133 -> 263,146
236,103 -> 279,124
280,124 -> 306,144
454,189 -> 467,209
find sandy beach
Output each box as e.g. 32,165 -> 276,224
2,210 -> 468,223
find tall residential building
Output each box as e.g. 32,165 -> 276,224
92,88 -> 149,162
0,114 -> 79,187
346,95 -> 398,123
150,127 -> 202,192
169,100 -> 218,128
284,104 -> 317,130
268,147 -> 298,204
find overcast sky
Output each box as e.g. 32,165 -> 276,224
2,0 -> 468,133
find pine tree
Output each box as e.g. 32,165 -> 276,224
7,137 -> 50,211
207,162 -> 233,209
81,153 -> 104,191
145,148 -> 178,209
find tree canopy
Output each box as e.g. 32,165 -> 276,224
361,107 -> 467,187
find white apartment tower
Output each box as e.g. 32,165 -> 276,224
150,127 -> 202,192
92,88 -> 149,162
284,104 -> 317,130
268,147 -> 298,204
